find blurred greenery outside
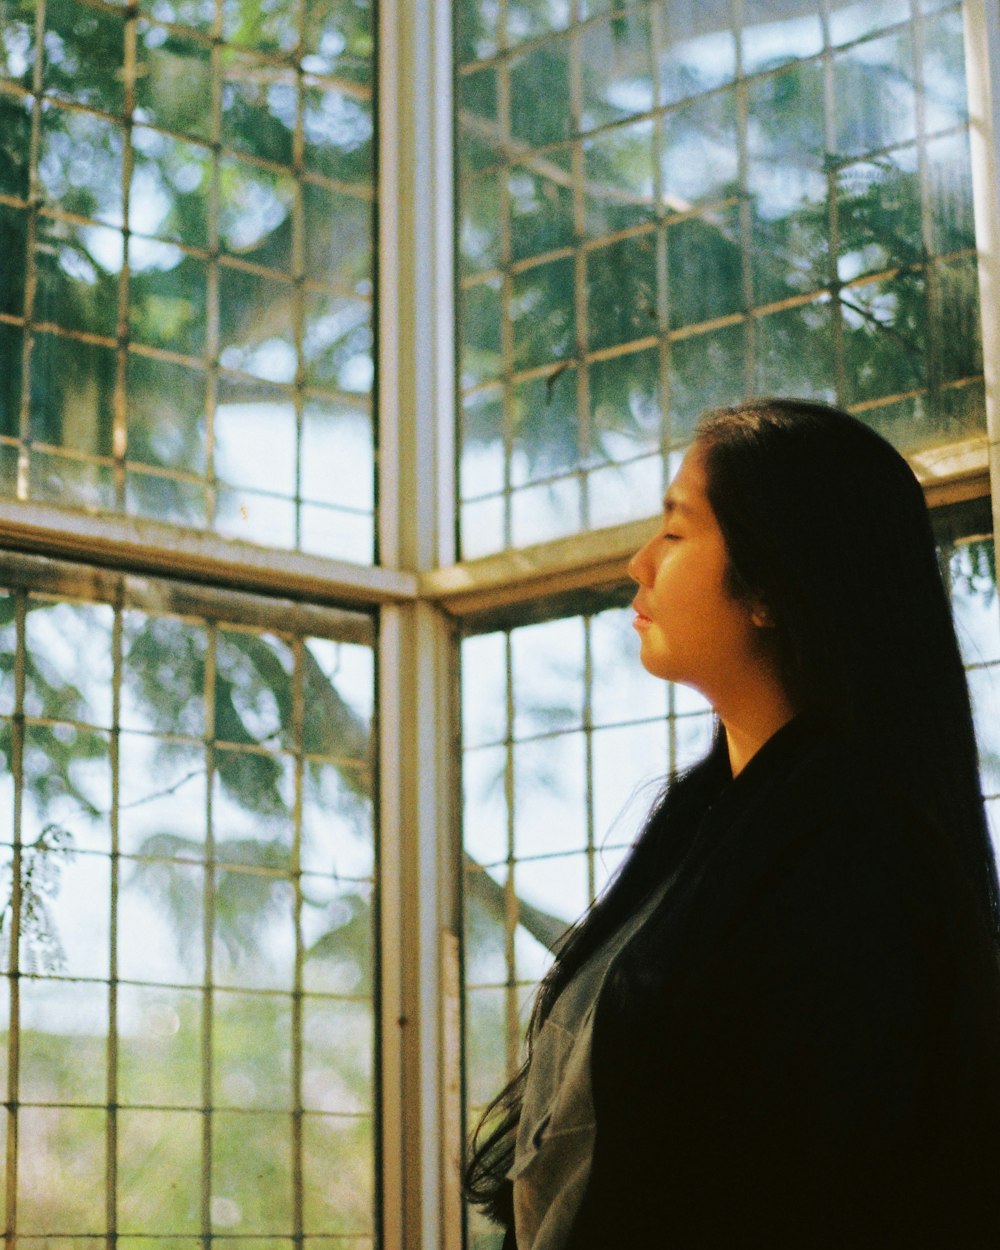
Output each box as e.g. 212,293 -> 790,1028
0,0 -> 376,561
0,583 -> 377,1237
0,0 -> 380,1224
456,0 -> 989,557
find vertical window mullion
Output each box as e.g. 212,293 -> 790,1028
290,635 -> 306,1247
201,620 -> 218,1250
4,593 -> 28,1239
961,0 -> 1000,541
17,0 -> 47,500
106,584 -> 125,1242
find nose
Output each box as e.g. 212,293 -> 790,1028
627,537 -> 652,586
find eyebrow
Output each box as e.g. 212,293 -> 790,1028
662,494 -> 693,517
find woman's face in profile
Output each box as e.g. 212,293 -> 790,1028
628,444 -> 763,701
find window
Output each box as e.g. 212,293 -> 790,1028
0,0 -> 375,558
0,0 -> 997,1248
1,560 -> 376,1242
456,0 -> 990,556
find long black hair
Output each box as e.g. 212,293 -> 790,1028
464,397 -> 1000,1224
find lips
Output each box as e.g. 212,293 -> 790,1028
632,599 -> 652,628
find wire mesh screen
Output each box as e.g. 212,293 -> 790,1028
456,0 -> 986,556
0,555 -> 378,1247
460,526 -> 1000,1250
0,0 -> 375,561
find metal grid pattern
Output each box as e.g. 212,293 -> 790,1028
456,0 -> 986,557
0,0 -> 376,562
0,555 -> 377,1246
460,528 -> 1000,1250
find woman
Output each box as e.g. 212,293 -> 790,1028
464,398 -> 1000,1249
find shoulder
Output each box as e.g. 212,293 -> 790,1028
633,726 -> 998,1025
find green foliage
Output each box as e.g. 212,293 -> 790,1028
458,30 -> 986,475
0,824 -> 76,973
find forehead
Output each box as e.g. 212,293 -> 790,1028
663,446 -> 709,513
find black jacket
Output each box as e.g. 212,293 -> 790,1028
505,719 -> 1000,1249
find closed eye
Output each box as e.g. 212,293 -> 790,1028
662,532 -> 682,542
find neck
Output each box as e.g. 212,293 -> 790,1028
718,685 -> 798,777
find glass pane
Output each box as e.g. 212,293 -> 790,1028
841,270 -> 926,404
592,721 -> 667,843
951,545 -> 1000,668
44,0 -> 125,113
463,745 -> 509,867
39,106 -> 124,226
590,606 -> 669,726
212,1111 -> 292,1232
509,151 -> 574,265
302,997 -> 374,1114
214,629 -> 294,749
300,875 -> 373,995
513,852 -> 588,928
221,53 -> 295,165
509,40 -> 572,148
510,370 -> 578,484
18,1107 -> 105,1232
24,599 -> 114,726
661,90 -> 739,208
118,1110 -> 202,1233
19,978 -> 108,1104
465,984 -> 509,1106
213,991 -> 293,1109
302,1114 -> 374,1234
301,761 -> 373,879
587,232 -> 658,351
583,119 -> 656,236
130,129 -> 212,250
833,31 -> 917,158
136,25 -> 214,141
118,986 -> 202,1108
302,84 -> 373,183
22,722 -> 111,854
462,631 -> 508,749
657,0 -> 736,106
668,208 -> 743,330
668,322 -> 746,446
212,869 -> 295,991
129,250 -> 209,358
29,332 -> 116,457
588,348 -> 660,464
302,293 -> 373,391
828,0 -> 910,47
461,387 -> 505,501
34,216 -> 122,339
741,0 -> 823,74
511,616 -> 584,738
837,147 -> 921,284
512,734 -> 587,858
754,298 -> 836,401
579,11 -> 654,132
511,258 -> 576,372
119,859 -> 206,985
127,357 -> 208,476
464,860 -> 509,986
